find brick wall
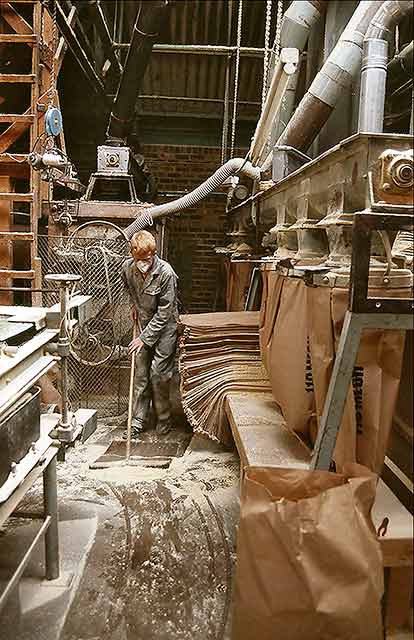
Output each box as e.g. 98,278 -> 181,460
142,144 -> 247,314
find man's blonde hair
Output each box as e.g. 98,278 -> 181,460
130,230 -> 156,257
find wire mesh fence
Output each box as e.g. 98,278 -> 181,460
38,230 -> 132,417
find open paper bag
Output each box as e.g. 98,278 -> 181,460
232,464 -> 384,640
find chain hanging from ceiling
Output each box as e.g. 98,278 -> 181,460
221,0 -> 233,165
230,0 -> 243,158
261,0 -> 273,111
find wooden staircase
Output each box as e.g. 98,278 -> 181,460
0,0 -> 53,305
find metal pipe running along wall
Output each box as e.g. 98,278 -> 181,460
358,0 -> 414,133
269,0 -> 381,160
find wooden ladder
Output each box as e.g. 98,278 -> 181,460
0,0 -> 52,305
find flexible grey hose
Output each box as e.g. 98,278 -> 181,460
124,157 -> 261,238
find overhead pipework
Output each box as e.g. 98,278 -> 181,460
358,0 -> 414,133
270,0 -> 381,162
106,0 -> 169,144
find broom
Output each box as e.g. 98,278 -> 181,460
89,322 -> 170,469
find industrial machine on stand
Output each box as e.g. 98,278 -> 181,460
0,275 -> 96,614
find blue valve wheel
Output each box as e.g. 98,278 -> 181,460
45,107 -> 63,137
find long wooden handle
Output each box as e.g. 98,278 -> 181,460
125,323 -> 138,461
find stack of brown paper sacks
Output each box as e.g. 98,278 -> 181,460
178,311 -> 271,445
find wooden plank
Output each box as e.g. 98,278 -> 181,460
0,153 -> 27,163
0,33 -> 36,43
0,231 -> 34,241
0,74 -> 35,83
0,114 -> 35,123
385,567 -> 414,630
0,269 -> 35,279
0,89 -> 50,153
0,176 -> 12,304
55,5 -> 76,75
225,391 -> 310,470
372,479 -> 414,567
0,192 -> 33,201
54,0 -> 106,98
33,256 -> 42,306
0,33 -> 37,45
0,3 -> 33,35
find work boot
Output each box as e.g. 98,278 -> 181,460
156,420 -> 172,436
122,418 -> 145,440
151,376 -> 173,435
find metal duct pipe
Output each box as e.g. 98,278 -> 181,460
268,0 -> 380,163
279,1 -> 328,51
124,158 -> 261,239
106,0 -> 168,142
268,1 -> 327,142
358,1 -> 414,132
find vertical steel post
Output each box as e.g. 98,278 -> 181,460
59,282 -> 70,427
43,455 -> 60,580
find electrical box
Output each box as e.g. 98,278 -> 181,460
97,145 -> 130,175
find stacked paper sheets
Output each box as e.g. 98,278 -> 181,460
178,312 -> 271,445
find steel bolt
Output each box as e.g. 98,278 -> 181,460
383,277 -> 390,284
11,462 -> 17,475
382,182 -> 391,191
375,301 -> 382,308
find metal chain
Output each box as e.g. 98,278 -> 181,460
274,0 -> 283,62
49,0 -> 58,105
261,0 -> 272,111
230,0 -> 243,158
221,0 -> 233,165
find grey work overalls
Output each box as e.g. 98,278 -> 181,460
122,255 -> 178,429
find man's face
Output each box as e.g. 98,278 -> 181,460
131,242 -> 155,273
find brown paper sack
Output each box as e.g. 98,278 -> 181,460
226,261 -> 255,311
308,285 -> 406,473
259,270 -> 283,374
268,277 -> 316,442
232,465 -> 384,640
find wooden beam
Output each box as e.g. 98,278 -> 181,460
0,176 -> 12,304
0,33 -> 37,44
54,5 -> 76,75
54,1 -> 107,98
0,115 -> 35,123
0,74 -> 35,83
0,90 -> 51,154
0,193 -> 33,202
0,3 -> 33,35
0,269 -> 35,279
89,0 -> 122,75
0,232 -> 34,241
0,154 -> 27,163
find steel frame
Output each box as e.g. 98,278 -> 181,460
311,212 -> 414,471
0,445 -> 60,614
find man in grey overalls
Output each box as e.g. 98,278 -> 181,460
122,230 -> 178,438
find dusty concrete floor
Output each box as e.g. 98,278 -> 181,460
0,419 -> 240,640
